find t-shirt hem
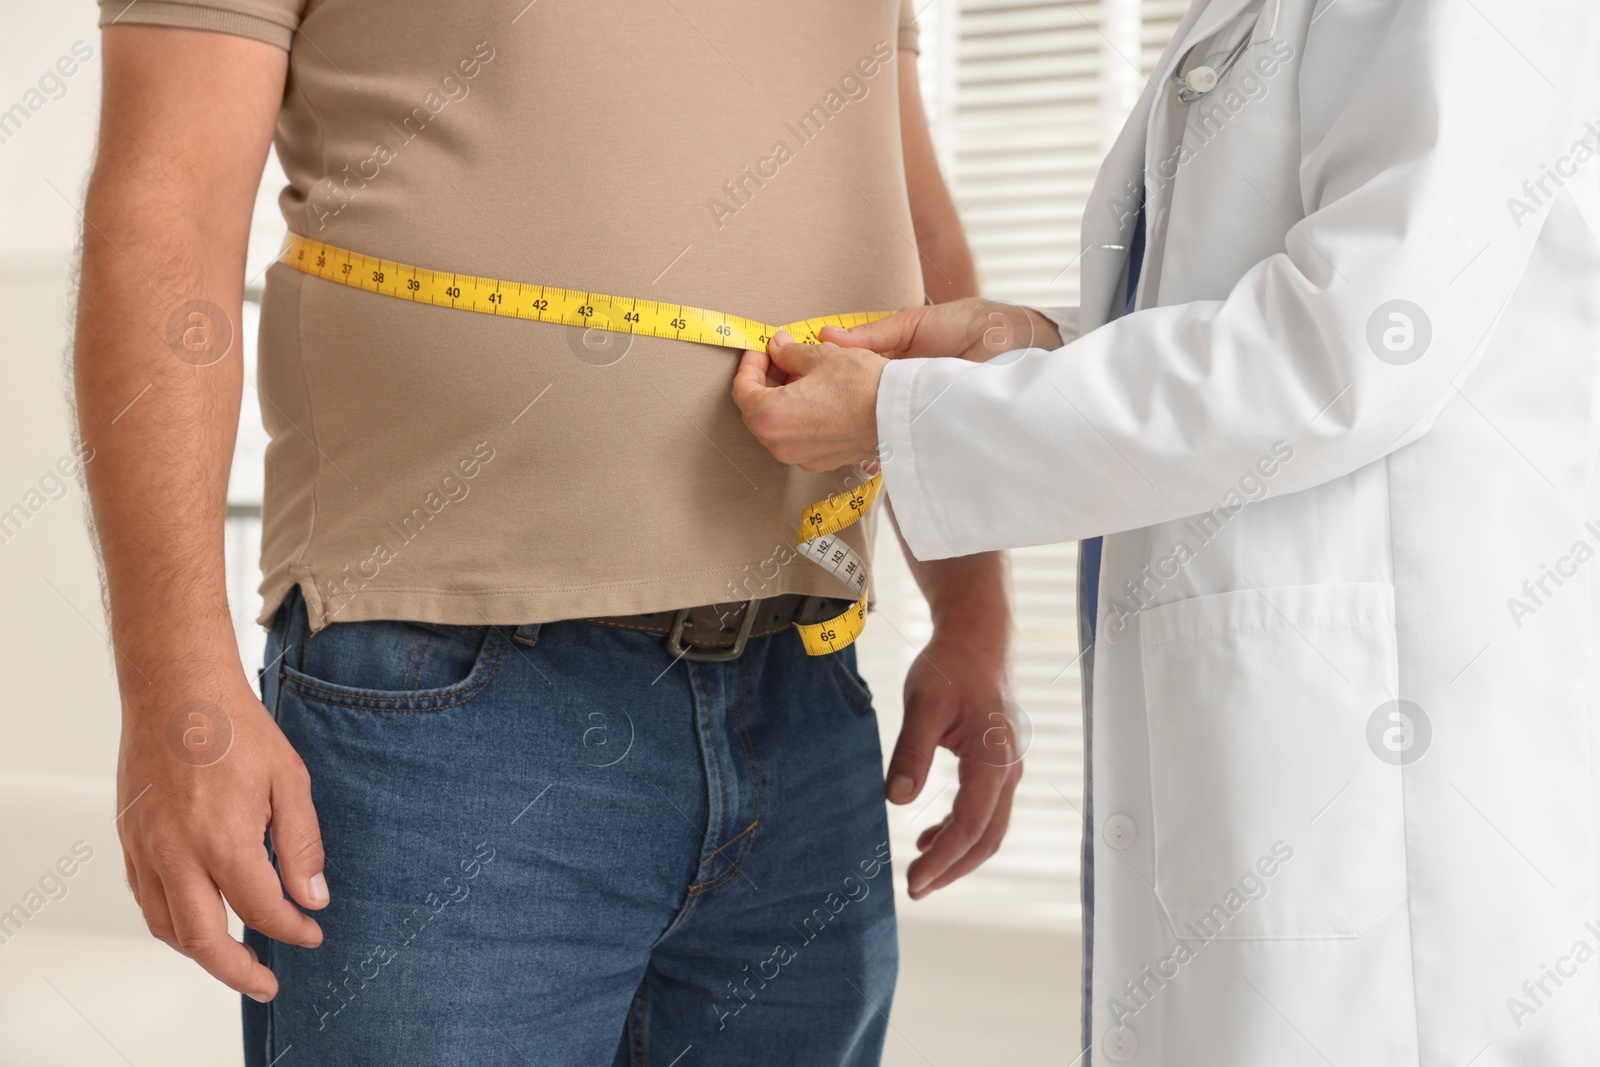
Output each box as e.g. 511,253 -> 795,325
257,566 -> 876,633
97,1 -> 295,51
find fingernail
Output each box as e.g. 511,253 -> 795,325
248,992 -> 272,1004
774,330 -> 794,344
308,872 -> 329,905
909,877 -> 929,896
888,774 -> 915,802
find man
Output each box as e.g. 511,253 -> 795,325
735,0 -> 1600,1063
74,2 -> 1018,1063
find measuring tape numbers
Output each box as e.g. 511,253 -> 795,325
280,233 -> 889,655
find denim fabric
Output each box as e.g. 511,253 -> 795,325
244,588 -> 897,1066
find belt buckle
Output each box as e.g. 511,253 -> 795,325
665,600 -> 758,663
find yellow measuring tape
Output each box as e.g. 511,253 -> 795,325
280,234 -> 887,655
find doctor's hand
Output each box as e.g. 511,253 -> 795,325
731,331 -> 886,473
817,297 -> 1062,363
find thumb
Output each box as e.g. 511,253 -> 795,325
767,331 -> 824,377
271,767 -> 329,911
731,348 -> 777,414
887,689 -> 950,804
820,307 -> 924,356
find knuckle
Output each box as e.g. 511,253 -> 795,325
285,760 -> 312,791
194,826 -> 234,861
148,833 -> 190,869
174,931 -> 215,959
283,832 -> 326,866
233,904 -> 280,933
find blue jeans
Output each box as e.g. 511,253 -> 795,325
244,588 -> 897,1066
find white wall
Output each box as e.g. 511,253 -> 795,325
0,0 -> 116,782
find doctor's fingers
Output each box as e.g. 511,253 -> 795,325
766,335 -> 837,378
819,308 -> 925,356
822,297 -> 993,360
736,347 -> 791,389
731,350 -> 779,414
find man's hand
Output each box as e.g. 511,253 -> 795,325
731,331 -> 888,472
118,678 -> 327,1000
891,619 -> 1020,899
78,25 -> 307,999
818,297 -> 1062,363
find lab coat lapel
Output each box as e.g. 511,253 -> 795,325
1078,0 -> 1219,331
1173,0 -> 1261,64
1136,0 -> 1264,307
1078,103 -> 1149,333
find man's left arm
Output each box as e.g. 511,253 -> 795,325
898,52 -> 978,303
887,49 -> 1020,900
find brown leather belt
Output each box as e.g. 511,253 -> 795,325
583,594 -> 855,662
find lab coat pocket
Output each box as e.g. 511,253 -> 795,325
1139,583 -> 1405,939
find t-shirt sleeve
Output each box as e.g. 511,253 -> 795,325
898,0 -> 920,55
96,0 -> 307,51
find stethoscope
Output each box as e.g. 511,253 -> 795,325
1172,7 -> 1266,103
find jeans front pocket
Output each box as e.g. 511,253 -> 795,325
281,615 -> 508,712
1139,583 -> 1406,939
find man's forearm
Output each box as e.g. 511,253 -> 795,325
911,548 -> 1014,653
76,196 -> 246,695
75,29 -> 281,698
887,502 -> 1013,654
899,53 -> 979,304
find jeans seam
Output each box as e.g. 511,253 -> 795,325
685,822 -> 759,896
733,652 -> 764,839
688,655 -> 763,896
695,822 -> 757,868
649,887 -> 702,947
400,627 -> 421,689
826,657 -> 874,716
405,626 -> 434,690
690,663 -> 728,871
630,978 -> 648,1066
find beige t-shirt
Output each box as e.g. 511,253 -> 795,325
99,0 -> 925,631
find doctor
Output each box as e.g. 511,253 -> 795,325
735,0 -> 1600,1062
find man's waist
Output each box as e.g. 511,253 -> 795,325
583,594 -> 855,662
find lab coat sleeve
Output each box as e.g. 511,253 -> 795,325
878,0 -> 1600,560
1030,305 -> 1081,346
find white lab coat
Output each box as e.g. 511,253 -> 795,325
878,0 -> 1600,1062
